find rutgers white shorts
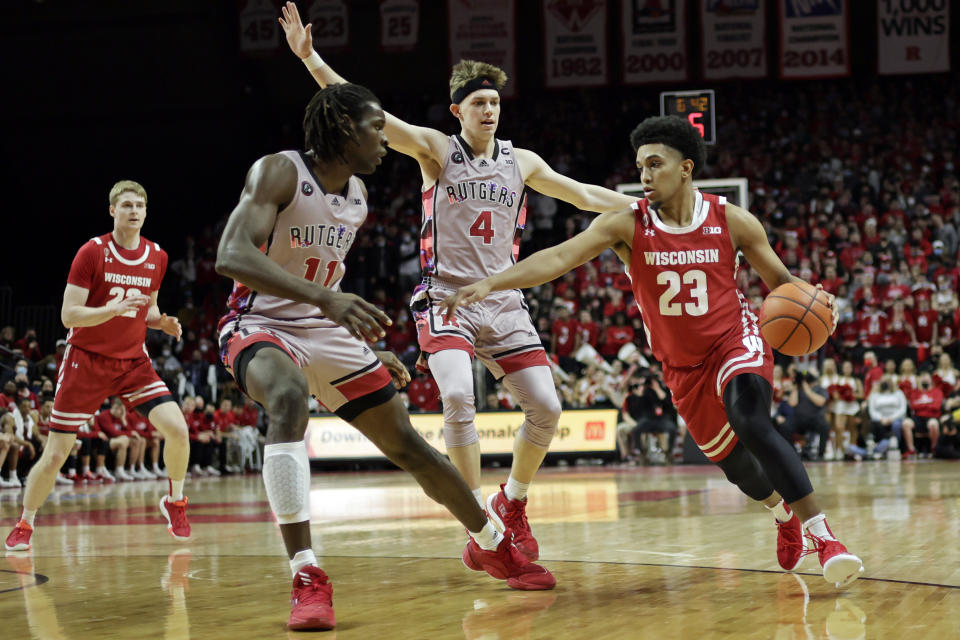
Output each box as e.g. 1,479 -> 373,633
219,314 -> 393,417
413,278 -> 548,379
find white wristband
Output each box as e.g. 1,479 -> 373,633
302,51 -> 326,71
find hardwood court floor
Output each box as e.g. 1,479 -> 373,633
2,460 -> 959,639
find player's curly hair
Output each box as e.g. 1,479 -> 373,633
449,59 -> 508,102
629,115 -> 707,177
303,83 -> 381,165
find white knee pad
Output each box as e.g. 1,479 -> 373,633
262,440 -> 311,524
504,366 -> 562,448
429,350 -> 479,448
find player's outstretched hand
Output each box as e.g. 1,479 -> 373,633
376,350 -> 411,389
440,282 -> 492,323
156,313 -> 183,341
279,1 -> 313,59
816,283 -> 839,333
321,292 -> 392,343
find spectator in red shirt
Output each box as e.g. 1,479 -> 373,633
13,328 -> 43,362
902,372 -> 943,457
551,305 -> 578,372
599,312 -> 634,360
407,373 -> 441,413
819,264 -> 844,295
95,398 -> 140,482
882,272 -> 912,309
862,351 -> 884,397
913,296 -> 939,355
574,310 -> 600,353
858,303 -> 888,349
885,301 -> 915,353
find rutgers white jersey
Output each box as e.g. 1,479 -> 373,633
420,135 -> 528,284
219,151 -> 366,332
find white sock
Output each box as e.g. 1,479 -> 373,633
472,488 -> 484,508
170,479 -> 185,500
96,466 -> 107,473
290,548 -> 318,577
21,508 -> 37,527
504,476 -> 529,502
803,513 -> 837,541
765,499 -> 791,523
82,465 -> 90,474
469,521 -> 504,551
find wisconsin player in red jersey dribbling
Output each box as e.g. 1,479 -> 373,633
281,2 -> 637,563
5,181 -> 191,553
443,116 -> 864,589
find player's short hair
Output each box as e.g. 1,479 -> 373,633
449,59 -> 508,103
109,180 -> 147,206
303,83 -> 381,165
630,115 -> 707,177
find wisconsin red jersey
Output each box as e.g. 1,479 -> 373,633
628,192 -> 761,368
66,233 -> 168,359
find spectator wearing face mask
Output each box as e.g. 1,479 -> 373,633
865,375 -> 909,458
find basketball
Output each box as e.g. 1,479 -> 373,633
759,282 -> 833,356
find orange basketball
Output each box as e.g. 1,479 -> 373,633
759,282 -> 833,356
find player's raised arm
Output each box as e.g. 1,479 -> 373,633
279,1 -> 447,165
215,154 -> 390,342
442,209 -> 632,319
516,148 -> 637,214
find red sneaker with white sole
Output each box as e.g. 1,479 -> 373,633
775,505 -> 806,571
288,566 -> 336,631
5,519 -> 33,551
462,529 -> 555,590
159,496 -> 191,540
803,515 -> 863,588
487,484 -> 539,561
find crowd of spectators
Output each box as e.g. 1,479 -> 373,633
2,74 -> 960,480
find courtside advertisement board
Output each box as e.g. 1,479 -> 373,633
305,409 -> 618,460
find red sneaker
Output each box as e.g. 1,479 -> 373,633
804,516 -> 863,588
288,565 -> 336,631
487,484 -> 539,561
159,496 -> 191,540
5,519 -> 33,551
462,529 -> 556,591
80,470 -> 100,484
775,504 -> 806,571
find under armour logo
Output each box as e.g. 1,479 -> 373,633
479,159 -> 489,167
644,229 -> 655,237
105,257 -> 113,263
72,362 -> 79,368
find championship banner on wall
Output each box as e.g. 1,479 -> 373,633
380,0 -> 419,52
878,1 -> 949,75
778,0 -> 850,79
622,0 -> 688,84
306,409 -> 618,460
238,0 -> 281,56
448,0 -> 517,98
305,0 -> 349,52
543,0 -> 608,88
701,0 -> 767,80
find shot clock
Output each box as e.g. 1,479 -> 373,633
660,90 -> 716,145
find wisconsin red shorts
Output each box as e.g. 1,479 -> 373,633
51,344 -> 171,434
663,332 -> 773,462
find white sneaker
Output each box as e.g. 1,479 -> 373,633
97,468 -> 116,483
0,476 -> 16,489
55,473 -> 73,485
7,475 -> 22,488
204,466 -> 221,477
115,468 -> 135,482
153,466 -> 168,478
141,467 -> 158,480
190,464 -> 207,477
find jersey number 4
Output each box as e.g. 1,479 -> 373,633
469,210 -> 495,245
303,258 -> 340,287
657,270 -> 709,316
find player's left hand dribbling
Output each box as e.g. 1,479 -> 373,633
375,350 -> 411,389
816,284 -> 839,333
